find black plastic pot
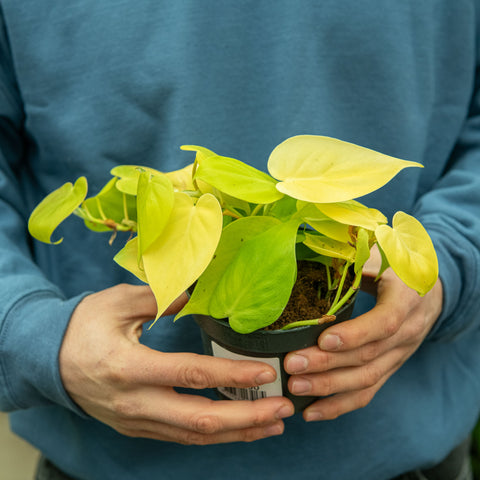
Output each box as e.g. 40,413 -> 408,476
194,297 -> 356,413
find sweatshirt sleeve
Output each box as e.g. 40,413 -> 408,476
0,8 -> 87,414
415,54 -> 480,341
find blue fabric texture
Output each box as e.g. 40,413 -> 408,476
1,1 -> 480,479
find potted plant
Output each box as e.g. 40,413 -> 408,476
28,135 -> 438,411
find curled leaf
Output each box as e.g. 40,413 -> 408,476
28,177 -> 88,244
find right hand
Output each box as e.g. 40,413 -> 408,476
59,284 -> 294,445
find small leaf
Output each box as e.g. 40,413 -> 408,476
114,237 -> 148,283
111,165 -> 162,195
142,192 -> 223,321
375,212 -> 438,295
303,232 -> 356,262
268,135 -> 422,203
28,177 -> 88,244
316,200 -> 387,230
195,154 -> 284,204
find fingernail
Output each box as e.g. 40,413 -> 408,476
304,410 -> 323,422
255,371 -> 275,385
276,405 -> 294,420
264,422 -> 284,437
291,378 -> 311,395
286,354 -> 308,373
320,334 -> 342,351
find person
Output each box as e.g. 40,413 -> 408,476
0,2 -> 479,479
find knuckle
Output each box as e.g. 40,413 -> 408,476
317,374 -> 335,396
358,343 -> 380,364
111,396 -> 139,419
190,413 -> 223,435
383,315 -> 401,337
179,364 -> 212,389
361,363 -> 383,388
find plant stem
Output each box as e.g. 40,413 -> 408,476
326,271 -> 361,315
251,204 -> 263,216
330,261 -> 351,310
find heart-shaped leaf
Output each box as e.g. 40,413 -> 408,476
303,232 -> 356,262
142,192 -> 223,321
208,219 -> 301,333
268,135 -> 422,203
375,211 -> 438,295
113,237 -> 147,283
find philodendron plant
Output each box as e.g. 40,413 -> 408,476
28,135 -> 438,334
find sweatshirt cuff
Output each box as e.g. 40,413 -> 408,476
0,289 -> 90,416
421,221 -> 480,341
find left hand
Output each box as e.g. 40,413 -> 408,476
284,246 -> 443,422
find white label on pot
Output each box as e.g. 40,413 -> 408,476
211,341 -> 283,400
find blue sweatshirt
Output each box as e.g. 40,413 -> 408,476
1,1 -> 480,479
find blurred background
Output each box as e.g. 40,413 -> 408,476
0,412 -> 39,480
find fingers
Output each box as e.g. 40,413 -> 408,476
111,388 -> 293,445
302,374 -> 391,422
125,346 -> 279,390
287,345 -> 406,398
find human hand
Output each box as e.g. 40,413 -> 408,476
284,246 -> 443,422
59,284 -> 294,444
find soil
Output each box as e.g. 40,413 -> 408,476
264,260 -> 353,330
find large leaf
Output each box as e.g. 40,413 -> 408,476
316,200 -> 387,230
176,216 -> 280,319
303,232 -> 356,262
195,154 -> 283,204
82,177 -> 137,232
28,177 -> 88,244
208,219 -> 301,333
142,192 -> 223,320
268,135 -> 422,203
137,172 -> 174,257
111,165 -> 162,195
375,211 -> 438,295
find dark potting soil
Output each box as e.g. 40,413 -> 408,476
264,260 -> 353,330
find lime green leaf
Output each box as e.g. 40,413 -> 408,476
111,165 -> 162,195
142,192 -> 223,321
316,200 -> 387,230
81,178 -> 137,232
268,135 -> 422,203
303,232 -> 356,262
28,177 -> 88,244
113,237 -> 148,283
354,228 -> 371,274
195,154 -> 284,204
180,144 -> 217,163
375,211 -> 438,295
137,172 -> 174,257
176,216 -> 280,319
209,219 -> 301,333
